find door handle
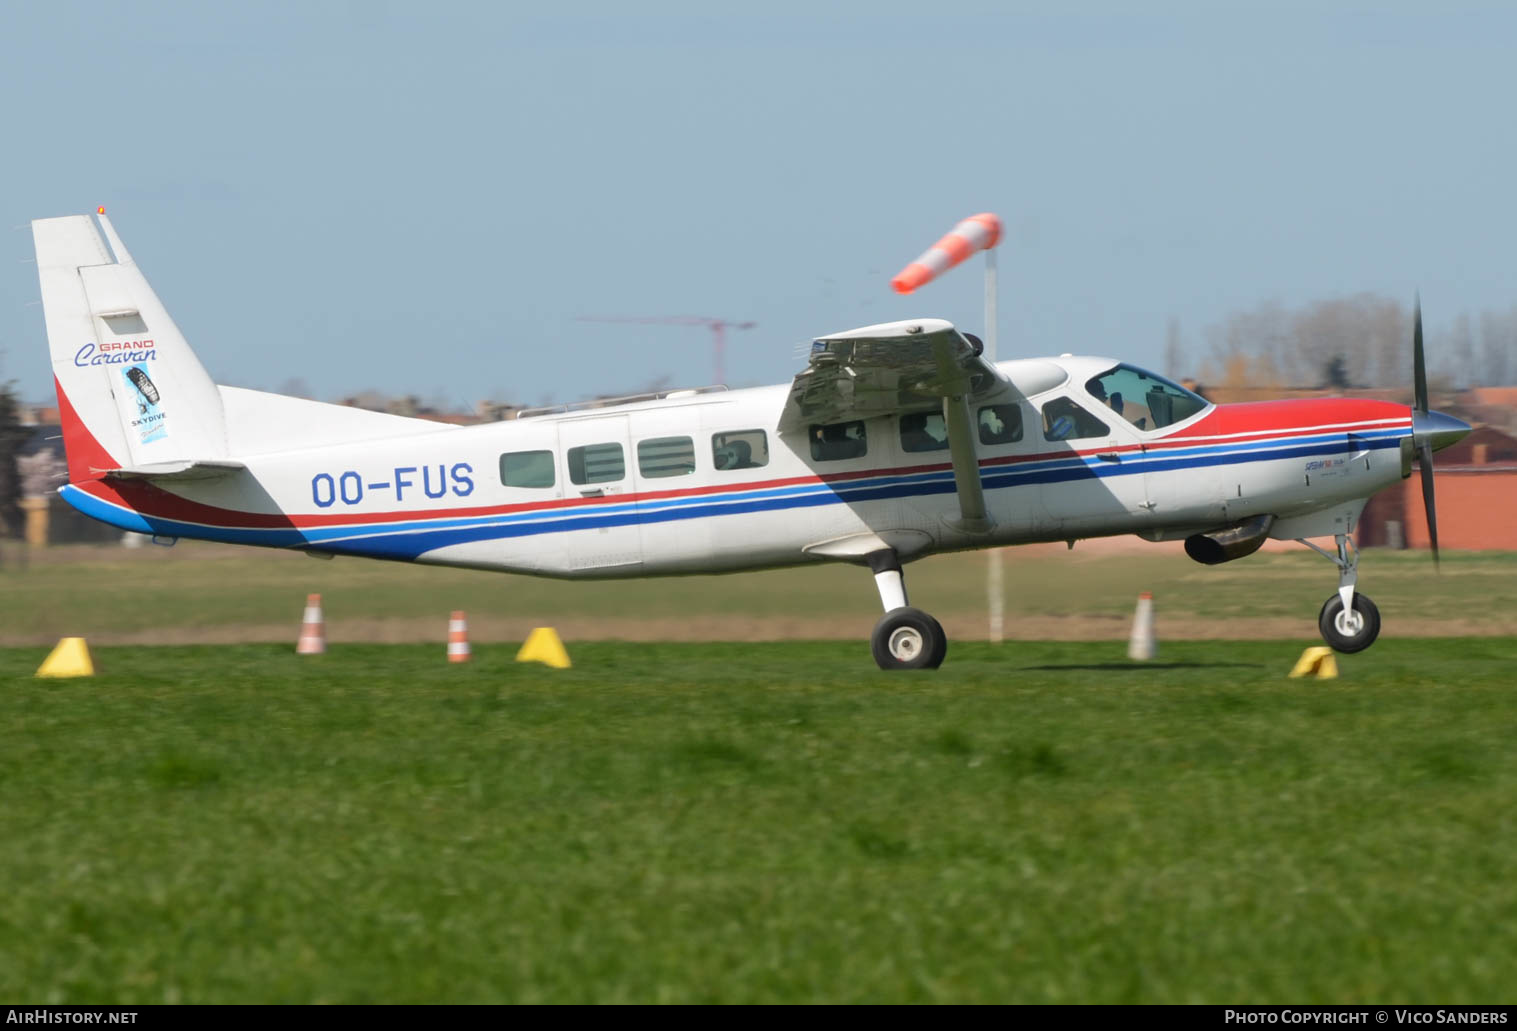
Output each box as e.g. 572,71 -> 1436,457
1096,452 -> 1121,463
579,489 -> 605,498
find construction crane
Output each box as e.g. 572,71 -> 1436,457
578,316 -> 757,387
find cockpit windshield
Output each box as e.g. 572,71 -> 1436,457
1084,364 -> 1208,432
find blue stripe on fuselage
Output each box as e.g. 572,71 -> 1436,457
60,426 -> 1407,560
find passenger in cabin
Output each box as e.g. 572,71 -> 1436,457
899,412 -> 948,452
810,421 -> 867,461
715,440 -> 754,470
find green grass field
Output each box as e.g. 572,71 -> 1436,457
3,541 -> 1516,645
3,637 -> 1515,1003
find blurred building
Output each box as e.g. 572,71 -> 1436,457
1359,426 -> 1517,550
16,424 -> 120,546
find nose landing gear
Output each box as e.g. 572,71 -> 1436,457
1300,533 -> 1381,653
1318,593 -> 1381,653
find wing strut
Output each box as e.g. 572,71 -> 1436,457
932,335 -> 993,534
941,393 -> 991,532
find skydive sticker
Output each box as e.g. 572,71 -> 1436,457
121,362 -> 169,443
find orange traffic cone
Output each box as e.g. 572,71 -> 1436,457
296,593 -> 326,654
447,610 -> 471,663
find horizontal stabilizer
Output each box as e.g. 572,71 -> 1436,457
104,459 -> 247,482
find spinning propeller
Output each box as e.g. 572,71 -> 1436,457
1407,297 -> 1473,567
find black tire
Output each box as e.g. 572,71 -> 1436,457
871,607 -> 948,670
1318,593 -> 1381,653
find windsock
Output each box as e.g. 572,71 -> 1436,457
891,213 -> 1002,294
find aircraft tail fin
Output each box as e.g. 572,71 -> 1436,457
33,212 -> 228,483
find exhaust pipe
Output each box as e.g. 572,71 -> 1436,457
1185,514 -> 1275,566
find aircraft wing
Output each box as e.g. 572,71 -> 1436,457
780,319 -> 1003,428
780,318 -> 1010,533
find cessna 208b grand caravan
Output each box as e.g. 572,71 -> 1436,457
33,211 -> 1470,669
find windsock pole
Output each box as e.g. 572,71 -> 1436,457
892,213 -> 1006,643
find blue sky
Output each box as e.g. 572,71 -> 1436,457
3,2 -> 1514,407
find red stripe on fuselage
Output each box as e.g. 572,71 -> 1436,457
79,397 -> 1414,533
1167,398 -> 1411,441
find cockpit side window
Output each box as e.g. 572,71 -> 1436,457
1041,397 -> 1109,442
1084,364 -> 1208,431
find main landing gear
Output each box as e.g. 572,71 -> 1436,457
1300,533 -> 1381,653
867,550 -> 948,670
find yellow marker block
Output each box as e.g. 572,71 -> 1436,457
1288,646 -> 1339,679
36,638 -> 95,678
516,627 -> 572,669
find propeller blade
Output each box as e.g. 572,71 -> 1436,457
1413,295 -> 1429,414
1418,441 -> 1439,569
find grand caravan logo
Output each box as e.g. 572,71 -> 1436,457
75,339 -> 157,366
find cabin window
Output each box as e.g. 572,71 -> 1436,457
1041,397 -> 1109,442
899,411 -> 949,453
500,450 -> 556,489
712,429 -> 769,470
978,403 -> 1024,445
1084,364 -> 1208,431
567,442 -> 625,484
810,420 -> 867,461
638,436 -> 697,478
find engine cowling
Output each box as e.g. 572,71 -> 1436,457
1184,514 -> 1275,566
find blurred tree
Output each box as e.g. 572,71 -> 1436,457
1200,293 -> 1517,391
1164,315 -> 1185,380
1323,354 -> 1351,390
1205,295 -> 1407,389
1479,308 -> 1516,387
1202,300 -> 1288,388
1450,313 -> 1474,390
0,383 -> 28,539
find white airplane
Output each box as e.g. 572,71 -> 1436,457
32,211 -> 1470,669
